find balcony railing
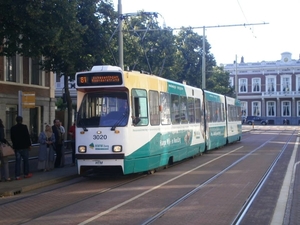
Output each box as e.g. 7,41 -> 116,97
262,91 -> 300,97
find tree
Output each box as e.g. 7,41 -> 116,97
120,11 -> 177,77
206,66 -> 235,96
0,0 -> 117,131
173,28 -> 216,88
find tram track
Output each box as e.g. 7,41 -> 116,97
0,173 -> 146,225
1,128 -> 296,225
141,135 -> 280,225
138,129 -> 297,225
231,130 -> 297,225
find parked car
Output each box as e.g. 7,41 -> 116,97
246,116 -> 268,125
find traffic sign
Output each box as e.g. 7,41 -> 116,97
22,92 -> 35,108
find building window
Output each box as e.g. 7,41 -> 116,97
296,75 -> 300,93
297,101 -> 300,117
266,76 -> 276,93
31,57 -> 41,85
5,105 -> 18,141
229,77 -> 234,87
252,78 -> 261,92
281,76 -> 291,92
5,56 -> 17,82
241,101 -> 247,117
282,101 -> 291,116
252,101 -> 261,116
267,101 -> 276,116
239,78 -> 247,93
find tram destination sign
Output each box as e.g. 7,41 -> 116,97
77,72 -> 123,86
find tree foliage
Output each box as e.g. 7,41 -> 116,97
0,0 -> 117,130
0,1 -> 235,129
206,66 -> 235,97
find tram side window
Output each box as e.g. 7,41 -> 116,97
160,92 -> 171,125
188,97 -> 195,123
207,101 -> 224,122
228,105 -> 232,122
220,103 -> 225,122
206,101 -> 212,122
180,96 -> 188,123
171,94 -> 180,124
149,90 -> 160,125
237,106 -> 242,121
131,89 -> 148,126
228,105 -> 241,122
195,98 -> 201,123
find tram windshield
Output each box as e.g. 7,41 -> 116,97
77,92 -> 129,128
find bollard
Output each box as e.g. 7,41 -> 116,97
252,121 -> 254,129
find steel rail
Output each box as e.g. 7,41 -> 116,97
141,134 -> 279,225
231,130 -> 296,225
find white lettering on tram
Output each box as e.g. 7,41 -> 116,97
94,144 -> 109,150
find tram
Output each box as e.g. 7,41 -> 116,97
75,65 -> 242,175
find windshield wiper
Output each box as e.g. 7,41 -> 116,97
79,119 -> 88,131
111,112 -> 128,131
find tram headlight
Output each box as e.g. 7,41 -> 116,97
78,145 -> 87,153
112,145 -> 122,152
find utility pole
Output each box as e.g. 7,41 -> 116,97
118,0 -> 124,70
202,27 -> 206,89
235,54 -> 238,98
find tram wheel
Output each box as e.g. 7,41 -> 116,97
148,169 -> 156,175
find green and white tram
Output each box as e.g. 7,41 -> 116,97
75,65 -> 241,175
225,96 -> 242,143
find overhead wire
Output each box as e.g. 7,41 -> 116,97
236,0 -> 257,38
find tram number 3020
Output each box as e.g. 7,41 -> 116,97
93,134 -> 107,140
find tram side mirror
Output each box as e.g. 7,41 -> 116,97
132,117 -> 141,126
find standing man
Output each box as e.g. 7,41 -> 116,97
52,119 -> 64,168
10,116 -> 32,180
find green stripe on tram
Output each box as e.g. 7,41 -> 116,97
167,82 -> 186,96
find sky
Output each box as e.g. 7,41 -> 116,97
112,0 -> 300,65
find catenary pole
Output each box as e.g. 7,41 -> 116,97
118,0 -> 124,70
202,27 -> 206,89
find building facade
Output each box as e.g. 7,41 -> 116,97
0,55 -> 56,143
224,52 -> 300,125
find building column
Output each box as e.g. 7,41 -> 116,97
261,98 -> 265,117
292,98 -> 295,117
277,98 -> 280,123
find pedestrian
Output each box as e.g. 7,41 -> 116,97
59,122 -> 66,167
10,116 -> 32,180
0,118 -> 11,182
37,124 -> 56,171
52,119 -> 64,168
68,121 -> 76,166
60,122 -> 65,136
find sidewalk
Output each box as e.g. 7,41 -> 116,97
0,154 -> 78,197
